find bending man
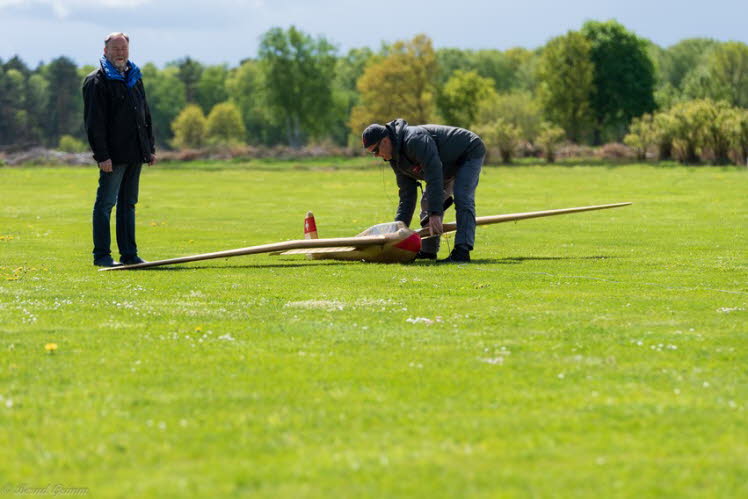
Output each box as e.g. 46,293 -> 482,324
363,119 -> 485,263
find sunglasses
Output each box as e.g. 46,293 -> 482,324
369,139 -> 383,156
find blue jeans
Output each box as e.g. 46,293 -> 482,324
420,155 -> 484,254
92,163 -> 142,261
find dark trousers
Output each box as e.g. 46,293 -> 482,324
420,155 -> 484,254
92,163 -> 142,261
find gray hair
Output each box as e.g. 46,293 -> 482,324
104,32 -> 130,46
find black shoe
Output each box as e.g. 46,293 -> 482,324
94,256 -> 122,267
438,247 -> 470,263
121,256 -> 147,265
415,250 -> 437,260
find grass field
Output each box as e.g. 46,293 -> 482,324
1,159 -> 746,497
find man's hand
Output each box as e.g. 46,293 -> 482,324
148,153 -> 157,166
428,214 -> 443,237
98,159 -> 113,172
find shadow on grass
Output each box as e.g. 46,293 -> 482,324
496,255 -> 619,264
113,255 -> 618,271
406,255 -> 619,266
129,261 -> 354,270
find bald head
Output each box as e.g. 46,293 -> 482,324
103,32 -> 130,71
105,32 -> 129,46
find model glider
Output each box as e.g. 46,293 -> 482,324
100,202 -> 631,271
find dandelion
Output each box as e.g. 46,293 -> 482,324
195,326 -> 203,332
45,343 -> 58,354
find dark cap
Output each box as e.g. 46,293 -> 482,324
362,124 -> 388,148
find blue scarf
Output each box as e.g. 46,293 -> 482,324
100,55 -> 142,88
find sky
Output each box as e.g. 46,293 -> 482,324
1,0 -> 746,68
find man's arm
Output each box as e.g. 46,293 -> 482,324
394,172 -> 418,227
82,76 -> 111,166
405,132 -> 444,216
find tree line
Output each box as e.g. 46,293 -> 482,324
1,21 -> 747,164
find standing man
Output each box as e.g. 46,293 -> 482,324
83,32 -> 156,267
362,119 -> 485,263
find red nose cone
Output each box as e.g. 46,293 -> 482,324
394,233 -> 421,253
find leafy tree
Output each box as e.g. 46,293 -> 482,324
536,30 -> 595,142
476,91 -> 543,142
471,50 -> 516,92
258,26 -> 337,146
0,57 -> 55,146
0,68 -> 26,145
436,48 -> 473,86
582,20 -> 656,143
438,70 -> 498,129
25,73 -> 49,143
171,104 -> 207,149
658,38 -> 718,90
684,42 -> 748,107
349,34 -> 438,138
536,122 -> 566,163
331,48 -> 375,145
3,55 -> 31,76
141,64 -> 187,147
504,47 -> 538,92
196,64 -> 229,114
335,48 -> 375,94
172,57 -> 204,103
682,66 -> 718,102
653,82 -> 683,111
225,59 -> 284,145
206,101 -> 246,145
436,47 -> 536,93
42,56 -> 83,144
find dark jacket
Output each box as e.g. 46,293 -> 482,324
386,118 -> 485,225
82,66 -> 155,164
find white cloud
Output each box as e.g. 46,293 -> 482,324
0,0 -> 152,18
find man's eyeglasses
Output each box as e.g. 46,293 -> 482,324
369,140 -> 382,156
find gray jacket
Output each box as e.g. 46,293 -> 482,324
386,118 -> 485,225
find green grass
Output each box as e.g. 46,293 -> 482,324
1,160 -> 746,498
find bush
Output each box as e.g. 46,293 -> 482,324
536,122 -> 565,163
555,144 -> 597,160
474,118 -> 522,163
597,143 -> 635,160
623,113 -> 656,160
58,135 -> 88,153
206,101 -> 246,146
171,105 -> 207,149
654,99 -> 742,165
